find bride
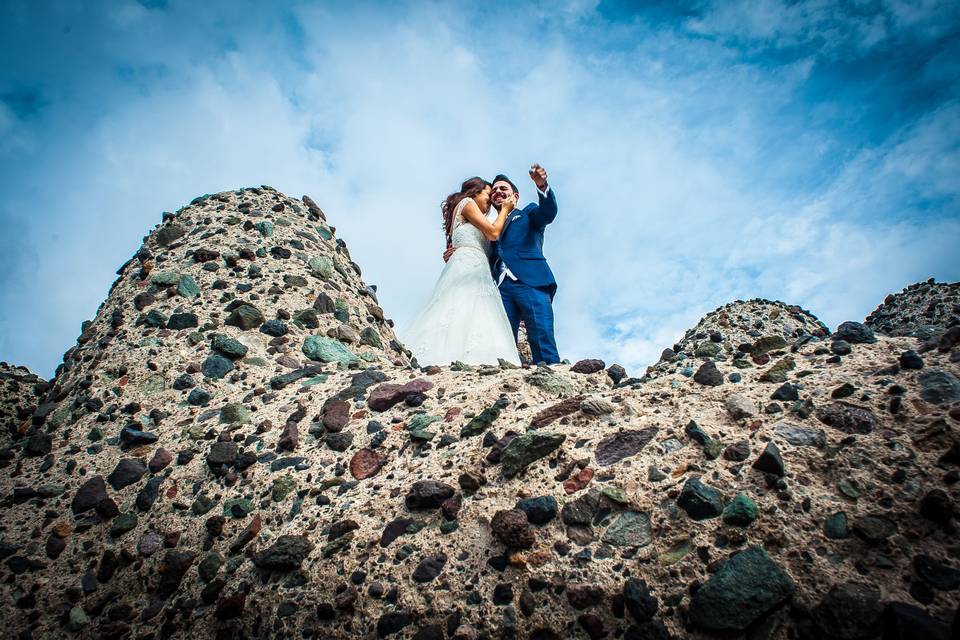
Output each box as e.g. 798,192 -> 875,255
402,177 -> 522,366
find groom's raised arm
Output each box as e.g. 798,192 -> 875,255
529,186 -> 557,228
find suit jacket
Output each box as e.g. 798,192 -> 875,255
490,187 -> 558,298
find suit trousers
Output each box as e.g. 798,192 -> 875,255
498,277 -> 559,365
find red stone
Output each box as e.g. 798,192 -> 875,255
531,396 -> 584,429
444,407 -> 461,422
563,468 -> 594,494
350,448 -> 387,480
322,400 -> 351,432
367,379 -> 434,412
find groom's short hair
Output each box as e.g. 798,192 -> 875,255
492,174 -> 519,195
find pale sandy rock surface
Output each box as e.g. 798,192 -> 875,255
1,188 -> 958,640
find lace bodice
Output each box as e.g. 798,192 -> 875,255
450,197 -> 491,256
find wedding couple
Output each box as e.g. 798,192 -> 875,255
403,165 -> 559,367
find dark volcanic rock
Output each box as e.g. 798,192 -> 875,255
71,476 -> 108,514
571,359 -> 605,374
918,369 -> 960,405
833,321 -> 876,344
405,481 -> 455,510
688,546 -> 794,631
156,550 -> 197,599
752,442 -> 785,476
816,401 -> 877,434
595,428 -> 658,466
225,304 -> 265,330
412,553 -> 447,583
810,582 -> 883,640
693,361 -> 723,386
623,578 -> 658,623
252,535 -> 314,571
677,476 -> 724,520
490,509 -> 535,549
501,432 -> 566,477
107,458 -> 147,490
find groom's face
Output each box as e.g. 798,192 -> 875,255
490,181 -> 517,209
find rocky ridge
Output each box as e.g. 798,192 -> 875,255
1,362 -> 48,447
0,187 -> 959,640
866,279 -> 960,340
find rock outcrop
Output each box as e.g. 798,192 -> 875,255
866,278 -> 960,339
0,188 -> 958,640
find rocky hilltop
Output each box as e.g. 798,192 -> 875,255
866,279 -> 960,340
1,187 -> 959,640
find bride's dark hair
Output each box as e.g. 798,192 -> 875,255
442,177 -> 490,246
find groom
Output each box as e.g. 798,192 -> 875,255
444,164 -> 560,364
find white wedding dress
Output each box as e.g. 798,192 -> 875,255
403,198 -> 521,366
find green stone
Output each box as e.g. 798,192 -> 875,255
244,356 -> 267,367
191,495 -> 215,515
703,438 -> 724,460
139,374 -> 165,395
359,352 -> 377,362
302,336 -> 358,365
759,356 -> 795,383
601,511 -> 652,547
181,424 -> 205,440
333,299 -> 349,322
255,221 -> 274,237
87,427 -> 104,442
316,225 -> 333,240
177,274 -> 201,298
407,414 -> 441,441
322,532 -> 353,558
722,493 -> 759,526
601,487 -> 629,504
222,498 -> 253,518
187,331 -> 205,346
220,403 -> 250,424
198,552 -> 224,582
144,309 -> 168,328
460,403 -> 502,438
301,375 -> 328,386
68,606 -> 88,631
688,546 -> 794,631
308,256 -> 334,279
695,342 -> 721,358
359,327 -> 383,349
837,480 -> 860,499
733,359 -> 753,369
48,406 -> 71,429
660,538 -> 693,565
823,511 -> 850,539
110,512 -> 138,537
752,335 -> 788,356
501,432 -> 566,477
151,271 -> 180,286
272,476 -> 296,502
524,368 -> 575,397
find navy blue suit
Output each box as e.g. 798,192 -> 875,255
490,187 -> 560,364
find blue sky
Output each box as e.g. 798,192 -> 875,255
1,0 -> 958,378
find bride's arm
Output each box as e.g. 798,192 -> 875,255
462,198 -> 512,241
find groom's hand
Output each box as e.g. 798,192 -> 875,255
529,164 -> 548,190
443,246 -> 455,262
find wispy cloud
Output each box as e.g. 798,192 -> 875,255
0,0 -> 957,378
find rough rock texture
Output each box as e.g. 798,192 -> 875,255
644,298 -> 830,382
0,362 -> 47,445
1,189 -> 958,640
866,278 -> 960,339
